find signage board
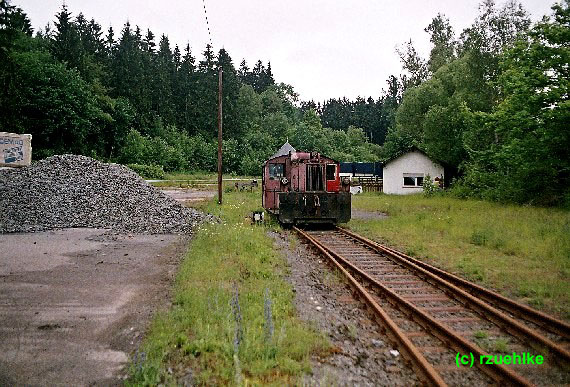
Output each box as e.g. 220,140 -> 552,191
0,132 -> 32,167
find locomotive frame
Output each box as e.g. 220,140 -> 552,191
262,144 -> 351,225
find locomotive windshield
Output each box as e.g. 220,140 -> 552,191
269,163 -> 284,179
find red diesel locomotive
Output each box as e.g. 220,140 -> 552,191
262,142 -> 351,225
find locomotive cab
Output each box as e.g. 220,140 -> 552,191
262,142 -> 351,225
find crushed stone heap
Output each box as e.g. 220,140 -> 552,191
0,154 -> 215,234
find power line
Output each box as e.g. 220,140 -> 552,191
201,0 -> 213,48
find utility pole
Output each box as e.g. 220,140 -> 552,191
217,67 -> 223,205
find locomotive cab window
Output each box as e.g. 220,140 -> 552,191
326,164 -> 336,180
269,163 -> 284,180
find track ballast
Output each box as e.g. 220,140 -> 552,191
294,227 -> 570,386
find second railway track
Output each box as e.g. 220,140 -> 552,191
294,226 -> 569,386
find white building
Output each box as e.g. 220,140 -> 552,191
383,149 -> 444,195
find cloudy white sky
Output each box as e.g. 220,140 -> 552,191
16,0 -> 554,102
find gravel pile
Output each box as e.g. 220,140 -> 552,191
0,154 -> 215,234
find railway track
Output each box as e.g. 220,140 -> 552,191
294,226 -> 570,386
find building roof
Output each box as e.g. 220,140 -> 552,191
270,141 -> 296,159
383,146 -> 441,166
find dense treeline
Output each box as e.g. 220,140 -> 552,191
0,0 -> 568,205
301,78 -> 401,146
0,1 -> 380,175
299,1 -> 568,205
380,0 -> 569,206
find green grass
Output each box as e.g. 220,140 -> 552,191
474,330 -> 488,340
474,335 -> 511,354
349,193 -> 570,319
128,191 -> 329,385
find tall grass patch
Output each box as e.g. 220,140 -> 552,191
349,193 -> 570,318
128,190 -> 328,385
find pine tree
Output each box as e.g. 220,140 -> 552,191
51,4 -> 82,70
173,45 -> 181,69
143,29 -> 155,53
73,13 -> 106,82
263,61 -> 275,88
0,0 -> 33,132
175,43 -> 196,133
199,44 -> 215,74
250,60 -> 275,93
216,48 -> 242,138
110,21 -> 148,130
238,59 -> 249,81
154,34 -> 175,123
194,44 -> 217,136
105,26 -> 115,55
0,0 -> 32,39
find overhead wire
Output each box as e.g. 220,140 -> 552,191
201,0 -> 214,48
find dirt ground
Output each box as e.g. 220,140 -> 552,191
158,188 -> 216,204
0,229 -> 188,385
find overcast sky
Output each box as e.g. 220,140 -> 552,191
16,0 -> 554,102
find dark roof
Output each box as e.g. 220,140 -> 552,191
383,146 -> 441,166
269,141 -> 296,159
340,162 -> 383,177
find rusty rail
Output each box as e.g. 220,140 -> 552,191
294,227 -> 447,386
295,227 -> 536,386
338,227 -> 570,339
336,227 -> 570,365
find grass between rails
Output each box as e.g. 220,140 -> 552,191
348,193 -> 570,319
128,190 -> 329,385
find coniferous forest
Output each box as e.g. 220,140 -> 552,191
0,0 -> 568,205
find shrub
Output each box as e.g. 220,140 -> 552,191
127,163 -> 165,180
240,155 -> 263,176
470,229 -> 491,246
422,174 -> 439,197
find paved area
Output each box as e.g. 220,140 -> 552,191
0,229 -> 187,385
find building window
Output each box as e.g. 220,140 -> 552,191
326,164 -> 336,180
269,163 -> 284,179
403,173 -> 424,187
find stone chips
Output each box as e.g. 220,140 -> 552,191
0,154 -> 213,234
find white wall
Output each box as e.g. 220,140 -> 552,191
383,151 -> 444,195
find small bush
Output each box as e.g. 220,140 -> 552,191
422,174 -> 439,197
128,163 -> 165,180
470,230 -> 491,246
